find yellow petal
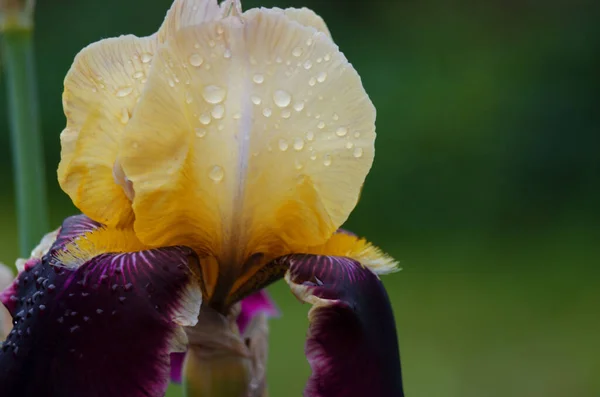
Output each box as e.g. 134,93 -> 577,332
157,0 -> 221,43
58,35 -> 156,226
303,231 -> 399,275
281,7 -> 332,38
120,9 -> 375,288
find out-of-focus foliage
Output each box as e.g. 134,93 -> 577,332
0,0 -> 598,396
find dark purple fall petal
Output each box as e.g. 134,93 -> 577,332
0,243 -> 201,397
284,254 -> 404,397
170,352 -> 186,383
51,214 -> 102,251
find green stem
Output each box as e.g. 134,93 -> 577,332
1,24 -> 48,257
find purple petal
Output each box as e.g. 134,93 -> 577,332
51,214 -> 102,251
0,243 -> 201,397
170,352 -> 186,384
236,290 -> 279,334
284,254 -> 404,397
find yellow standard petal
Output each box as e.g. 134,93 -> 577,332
58,35 -> 156,227
119,7 -> 376,298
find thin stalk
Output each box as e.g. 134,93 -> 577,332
1,16 -> 48,257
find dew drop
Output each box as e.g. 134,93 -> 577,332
211,104 -> 225,119
317,71 -> 327,83
119,108 -> 130,124
233,112 -> 241,120
310,152 -> 317,160
278,139 -> 289,151
141,53 -> 152,63
208,165 -> 224,183
189,53 -> 204,67
199,114 -> 211,125
185,91 -> 194,104
303,60 -> 313,70
324,53 -> 331,62
345,141 -> 354,149
308,77 -> 316,87
354,132 -> 361,138
251,95 -> 262,105
317,121 -> 325,129
195,128 -> 207,138
115,86 -> 133,98
167,78 -> 175,88
323,154 -> 332,166
281,110 -> 291,119
353,147 -> 364,158
208,40 -> 216,48
218,124 -> 224,131
316,57 -> 323,63
202,85 -> 226,104
223,49 -> 232,59
306,37 -> 314,46
333,113 -> 339,121
293,137 -> 305,151
292,47 -> 302,57
273,90 -> 291,108
275,56 -> 283,64
336,127 -> 348,137
306,131 -> 315,141
262,108 -> 272,117
253,74 -> 265,84
295,159 -> 303,170
133,71 -> 145,79
293,101 -> 305,112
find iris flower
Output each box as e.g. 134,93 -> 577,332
0,0 -> 404,395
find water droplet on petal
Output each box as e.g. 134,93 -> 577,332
141,53 -> 152,63
354,132 -> 361,138
281,110 -> 291,119
324,53 -> 331,62
273,90 -> 291,108
223,49 -> 232,59
195,128 -> 206,138
168,78 -> 175,88
317,71 -> 327,83
306,131 -> 315,141
233,112 -> 241,119
211,104 -> 225,119
293,101 -> 305,112
293,138 -> 305,151
208,40 -> 216,48
189,53 -> 204,67
345,141 -> 354,149
295,159 -> 303,170
253,74 -> 264,84
333,113 -> 339,121
336,127 -> 348,137
202,85 -> 226,104
323,154 -> 332,166
310,152 -> 317,160
292,47 -> 302,57
278,139 -> 289,151
306,37 -> 314,46
317,121 -> 325,129
251,95 -> 262,105
262,108 -> 272,117
308,77 -> 316,87
353,147 -> 364,158
116,86 -> 133,98
119,108 -> 130,124
199,114 -> 211,125
208,165 -> 224,183
185,91 -> 194,104
303,60 -> 313,70
133,71 -> 145,79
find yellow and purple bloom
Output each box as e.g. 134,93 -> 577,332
0,0 -> 404,395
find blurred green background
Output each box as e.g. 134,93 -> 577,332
1,0 -> 599,396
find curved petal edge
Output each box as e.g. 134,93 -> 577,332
284,254 -> 404,397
